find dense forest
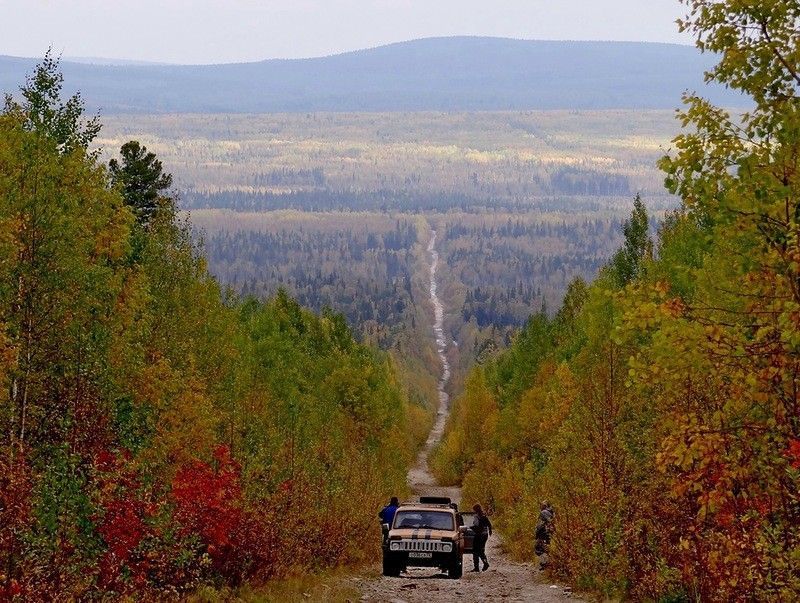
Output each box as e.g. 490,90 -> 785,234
202,220 -> 419,347
0,58 -> 431,599
3,1 -> 798,600
432,3 -> 800,600
96,110 -> 679,209
440,217 -> 639,328
184,189 -> 641,214
192,207 -> 634,395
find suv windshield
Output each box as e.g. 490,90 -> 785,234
393,510 -> 454,531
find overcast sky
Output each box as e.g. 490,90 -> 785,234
1,0 -> 690,64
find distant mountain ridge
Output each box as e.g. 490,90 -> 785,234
0,37 -> 746,113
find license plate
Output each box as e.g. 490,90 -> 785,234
408,552 -> 433,559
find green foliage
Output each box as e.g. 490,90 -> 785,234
609,194 -> 652,286
4,49 -> 100,154
433,3 -> 800,600
0,59 -> 416,599
677,0 -> 800,109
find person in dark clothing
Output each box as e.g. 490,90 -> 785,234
535,501 -> 555,566
379,497 -> 400,543
471,503 -> 493,572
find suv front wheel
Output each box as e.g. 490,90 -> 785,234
448,555 -> 463,579
382,555 -> 402,577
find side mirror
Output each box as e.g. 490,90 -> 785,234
382,523 -> 390,532
458,526 -> 469,534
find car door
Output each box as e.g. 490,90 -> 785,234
458,512 -> 476,553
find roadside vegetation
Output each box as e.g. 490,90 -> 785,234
0,57 -> 422,599
433,3 -> 800,600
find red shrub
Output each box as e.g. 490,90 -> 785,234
0,451 -> 31,601
171,446 -> 248,579
93,449 -> 150,592
786,439 -> 800,470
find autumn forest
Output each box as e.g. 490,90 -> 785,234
2,0 -> 800,601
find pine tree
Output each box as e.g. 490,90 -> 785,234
109,140 -> 174,227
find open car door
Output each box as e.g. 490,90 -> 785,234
458,511 -> 476,554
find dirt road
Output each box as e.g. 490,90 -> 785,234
356,413 -> 577,602
355,230 -> 577,602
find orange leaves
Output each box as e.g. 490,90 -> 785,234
138,362 -> 219,468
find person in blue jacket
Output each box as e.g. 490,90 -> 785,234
379,496 -> 400,526
379,497 -> 400,544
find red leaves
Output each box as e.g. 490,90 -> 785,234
98,498 -> 145,564
786,439 -> 800,470
93,449 -> 149,592
171,445 -> 243,559
169,445 -> 281,584
0,452 -> 31,601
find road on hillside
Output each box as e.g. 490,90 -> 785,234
355,230 -> 577,602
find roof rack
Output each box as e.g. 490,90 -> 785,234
397,496 -> 460,511
419,496 -> 451,505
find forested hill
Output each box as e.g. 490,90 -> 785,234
0,37 -> 747,113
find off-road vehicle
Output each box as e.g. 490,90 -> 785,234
381,496 -> 473,579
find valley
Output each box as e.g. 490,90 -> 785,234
106,109 -> 680,390
3,2 -> 798,597
97,110 -> 679,205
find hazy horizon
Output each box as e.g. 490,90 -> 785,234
2,0 -> 690,65
2,35 -> 699,67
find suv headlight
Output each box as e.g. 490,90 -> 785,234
442,543 -> 453,553
390,542 -> 400,551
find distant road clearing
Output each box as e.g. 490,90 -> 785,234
357,227 -> 578,602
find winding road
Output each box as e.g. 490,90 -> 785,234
357,228 -> 578,602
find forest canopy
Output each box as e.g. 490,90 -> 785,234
433,1 -> 800,600
0,57 -> 423,599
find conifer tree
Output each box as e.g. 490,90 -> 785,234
610,194 -> 651,286
109,140 -> 174,227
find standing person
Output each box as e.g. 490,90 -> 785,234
535,501 -> 554,566
471,503 -> 493,572
379,497 -> 400,543
379,496 -> 400,526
